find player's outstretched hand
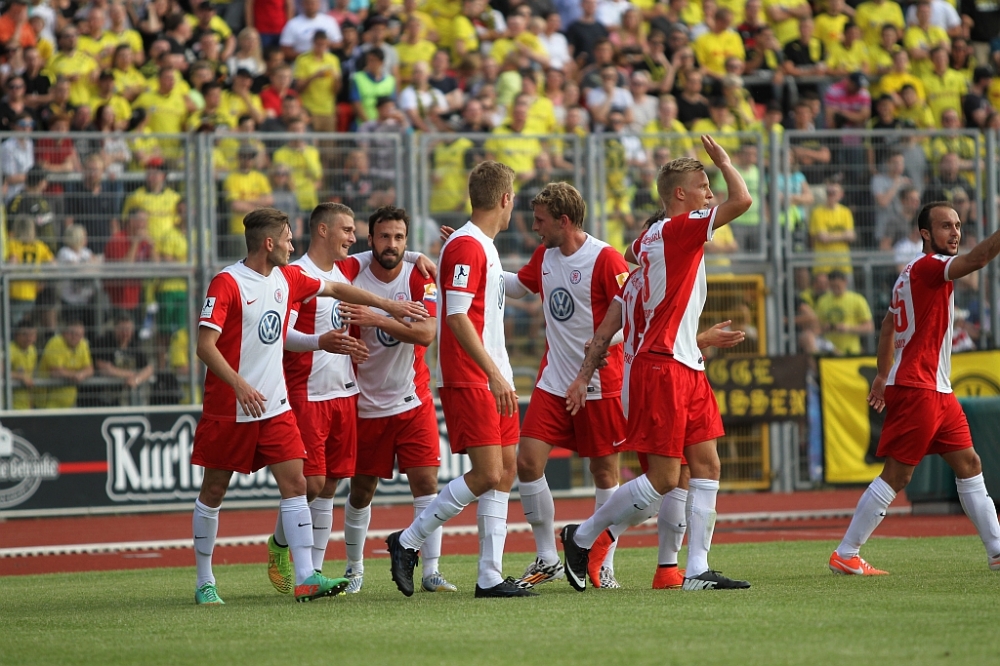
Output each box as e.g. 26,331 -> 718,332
489,372 -> 518,417
439,225 -> 456,242
384,300 -> 429,327
318,328 -> 367,358
701,320 -> 745,349
234,376 -> 266,418
868,374 -> 887,413
701,135 -> 733,169
414,253 -> 438,280
338,303 -> 382,328
565,377 -> 588,416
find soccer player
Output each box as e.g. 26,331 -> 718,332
830,202 -> 1000,576
492,182 -> 632,590
191,207 -> 426,605
335,205 -> 457,594
266,203 -> 434,593
560,136 -> 754,592
386,161 -> 536,598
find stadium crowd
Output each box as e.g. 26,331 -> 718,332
2,0 -> 999,408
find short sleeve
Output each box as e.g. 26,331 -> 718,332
441,236 -> 485,297
336,255 -> 363,281
595,245 -> 630,302
910,253 -> 954,287
665,207 -> 718,252
199,273 -> 239,333
281,264 -> 323,303
516,245 -> 545,294
409,268 -> 438,318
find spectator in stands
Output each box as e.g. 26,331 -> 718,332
628,70 -> 657,133
279,0 -> 342,59
10,319 -> 38,410
642,94 -> 694,161
104,208 -> 157,324
504,151 -> 553,255
782,16 -> 826,91
815,269 -> 873,356
222,143 -> 273,255
905,0 -> 965,40
360,15 -> 400,82
273,116 -> 323,209
260,93 -> 303,132
22,46 -> 51,108
153,197 -> 190,350
0,0 -> 36,50
810,179 -> 855,276
92,313 -> 155,407
428,133 -> 475,226
693,7 -> 744,81
926,108 -> 977,182
396,15 -> 436,84
485,93 -> 542,187
340,149 -> 394,227
269,164 -> 304,240
869,24 -> 901,75
872,153 -> 913,249
826,22 -> 870,77
110,46 -> 146,103
43,26 -> 99,108
260,64 -> 296,118
579,39 -> 624,91
38,319 -> 93,409
7,165 -> 57,252
292,30 -> 340,131
923,46 -> 968,126
429,48 -> 465,116
191,1 -> 237,60
876,183 -> 921,254
611,9 -> 647,72
854,0 -> 904,49
56,223 -> 99,333
248,0 -> 292,49
350,46 -> 396,124
730,142 -> 763,252
676,68 -> 709,127
963,66 -> 992,130
223,68 -> 266,126
567,0 -> 609,67
228,27 -> 266,79
132,66 -> 194,162
721,73 -> 757,130
122,159 -> 182,244
399,60 -> 449,132
0,76 -> 29,132
34,113 -> 80,180
789,100 -> 832,185
1,112 -> 34,202
765,0 -> 812,47
5,214 -> 54,326
925,151 -> 975,206
357,96 -> 407,178
813,0 -> 851,52
692,98 -> 739,163
540,11 -> 571,72
65,154 -> 122,255
905,0 -> 949,78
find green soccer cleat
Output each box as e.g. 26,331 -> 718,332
195,582 -> 225,605
267,536 -> 293,594
294,571 -> 350,602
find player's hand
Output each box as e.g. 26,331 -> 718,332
414,253 -> 438,280
699,320 -> 746,349
868,374 -> 887,413
317,328 -> 367,357
234,376 -> 266,418
565,377 -> 588,416
701,135 -> 733,169
489,372 -> 518,417
349,339 -> 370,364
439,225 -> 456,242
583,338 -> 610,369
338,303 -> 382,328
384,299 -> 429,327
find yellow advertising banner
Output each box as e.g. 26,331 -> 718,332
821,351 -> 1000,484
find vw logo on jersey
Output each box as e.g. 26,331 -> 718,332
549,288 -> 575,322
376,327 -> 400,347
258,310 -> 282,344
331,300 -> 343,329
498,274 -> 505,309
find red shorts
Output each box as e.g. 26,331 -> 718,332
192,410 -> 306,474
876,386 -> 974,466
439,387 -> 519,454
356,400 -> 442,479
292,395 -> 358,479
624,354 -> 725,458
520,388 -> 626,458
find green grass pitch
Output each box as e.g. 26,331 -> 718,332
2,538 -> 999,666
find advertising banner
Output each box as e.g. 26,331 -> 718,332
706,355 -> 810,424
820,351 -> 1000,484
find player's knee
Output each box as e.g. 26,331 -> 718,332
407,476 -> 438,498
955,451 -> 983,479
199,483 -> 227,507
304,476 -> 325,501
589,458 -> 619,489
516,451 -> 545,482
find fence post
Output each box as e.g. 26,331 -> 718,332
770,128 -> 788,354
988,129 -> 1000,350
585,134 -> 601,241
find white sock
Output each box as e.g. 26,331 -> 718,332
609,500 -> 658,540
193,499 -> 219,588
595,485 -> 619,570
520,476 -> 558,564
400,476 -> 476,550
575,475 -> 661,549
309,497 -> 334,572
657,488 -> 688,566
956,474 -> 1000,558
280,496 -> 316,584
685,479 -> 719,577
344,502 -> 371,569
415,494 -> 442,577
476,489 -> 509,589
836,476 -> 896,559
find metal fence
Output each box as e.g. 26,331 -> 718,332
4,128 -> 1000,490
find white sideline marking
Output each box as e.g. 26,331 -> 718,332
0,507 -> 910,559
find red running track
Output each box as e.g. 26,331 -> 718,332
0,489 -> 975,577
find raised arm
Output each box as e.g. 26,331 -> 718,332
701,135 -> 752,229
947,226 -> 1000,281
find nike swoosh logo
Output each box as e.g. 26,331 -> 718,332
312,526 -> 328,530
194,536 -> 207,539
565,560 -> 586,589
613,440 -> 625,447
836,563 -> 866,575
434,513 -> 444,521
542,271 -> 551,275
345,542 -> 357,546
247,298 -> 258,305
523,511 -> 533,516
298,522 -> 310,527
633,504 -> 643,510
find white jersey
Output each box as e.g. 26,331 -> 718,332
515,235 -> 630,398
283,253 -> 371,402
351,260 -> 438,418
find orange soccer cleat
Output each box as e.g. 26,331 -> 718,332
587,529 -> 615,588
829,551 -> 889,576
652,566 -> 686,589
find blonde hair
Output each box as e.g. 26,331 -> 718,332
656,157 -> 704,203
469,161 -> 515,211
531,182 -> 586,228
64,223 -> 88,250
237,27 -> 265,70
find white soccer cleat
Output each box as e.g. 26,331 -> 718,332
344,566 -> 364,594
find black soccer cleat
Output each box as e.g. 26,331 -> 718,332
681,570 -> 751,591
474,577 -> 540,598
560,524 -> 589,592
386,530 -> 419,597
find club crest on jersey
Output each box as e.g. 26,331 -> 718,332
331,300 -> 343,329
394,292 -> 408,301
274,289 -> 284,303
201,297 -> 216,318
570,270 -> 582,284
258,311 -> 282,344
453,264 -> 470,288
549,288 -> 574,322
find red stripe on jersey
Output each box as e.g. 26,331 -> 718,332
200,272 -> 242,420
592,245 -> 629,396
438,236 -> 488,388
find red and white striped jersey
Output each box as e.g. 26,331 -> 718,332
283,253 -> 371,402
616,267 -> 645,417
351,260 -> 438,418
437,221 -> 513,389
886,252 -> 956,393
632,207 -> 717,370
199,261 -> 322,422
517,235 -> 630,398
